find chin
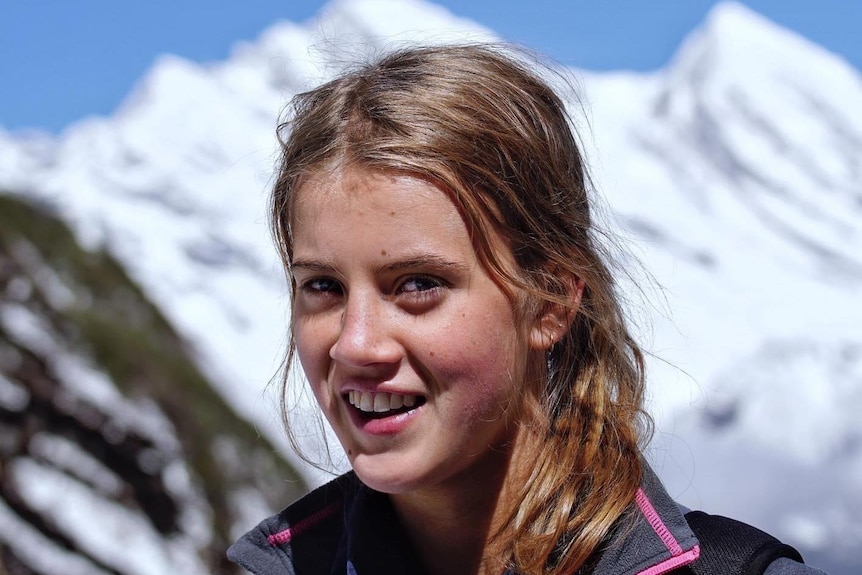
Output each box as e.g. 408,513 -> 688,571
350,454 -> 433,495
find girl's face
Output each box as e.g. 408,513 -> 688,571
290,168 -> 544,494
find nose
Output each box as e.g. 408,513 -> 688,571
329,294 -> 401,368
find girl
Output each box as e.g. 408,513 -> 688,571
229,45 -> 821,575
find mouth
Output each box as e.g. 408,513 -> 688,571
345,390 -> 427,420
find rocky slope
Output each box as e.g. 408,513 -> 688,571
0,194 -> 305,574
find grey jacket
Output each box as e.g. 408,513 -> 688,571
228,466 -> 825,575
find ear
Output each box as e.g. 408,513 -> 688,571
529,276 -> 585,351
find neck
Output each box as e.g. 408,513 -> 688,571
390,426 -> 535,575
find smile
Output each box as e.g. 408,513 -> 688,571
346,390 -> 425,415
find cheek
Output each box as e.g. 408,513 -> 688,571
293,330 -> 316,378
463,307 -> 524,372
293,323 -> 333,398
293,311 -> 335,366
428,319 -> 525,417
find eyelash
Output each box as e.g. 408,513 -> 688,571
397,275 -> 445,295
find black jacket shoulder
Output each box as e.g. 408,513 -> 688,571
228,473 -> 357,575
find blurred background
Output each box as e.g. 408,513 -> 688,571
1,1 -> 860,573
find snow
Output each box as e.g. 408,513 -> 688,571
0,0 -> 860,564
29,432 -> 124,495
11,458 -> 210,575
0,495 -> 109,575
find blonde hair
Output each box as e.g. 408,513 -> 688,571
270,44 -> 651,575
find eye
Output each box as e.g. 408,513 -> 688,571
395,276 -> 447,312
299,276 -> 343,296
397,275 -> 444,294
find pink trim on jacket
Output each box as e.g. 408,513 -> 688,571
635,488 -> 700,575
267,502 -> 342,546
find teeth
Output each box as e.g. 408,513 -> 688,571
373,394 -> 389,412
347,391 -> 421,413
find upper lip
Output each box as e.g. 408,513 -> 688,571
338,381 -> 425,397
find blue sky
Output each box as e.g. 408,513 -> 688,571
1,0 -> 859,133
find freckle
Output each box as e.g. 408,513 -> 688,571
381,250 -> 387,256
390,210 -> 396,216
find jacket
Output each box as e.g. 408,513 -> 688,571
227,465 -> 825,575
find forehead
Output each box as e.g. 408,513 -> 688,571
289,167 -> 473,257
291,168 -> 448,221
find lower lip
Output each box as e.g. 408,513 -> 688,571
347,402 -> 424,435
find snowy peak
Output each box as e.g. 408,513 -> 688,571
636,1 -> 862,283
104,0 -> 497,196
114,54 -> 220,127
313,0 -> 494,44
699,1 -> 808,54
219,0 -> 495,93
666,0 -> 861,105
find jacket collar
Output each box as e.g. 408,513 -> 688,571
228,464 -> 700,575
589,465 -> 700,575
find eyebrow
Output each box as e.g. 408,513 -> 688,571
290,255 -> 471,275
290,259 -> 336,274
378,255 -> 470,275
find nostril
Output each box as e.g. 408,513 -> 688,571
329,317 -> 402,367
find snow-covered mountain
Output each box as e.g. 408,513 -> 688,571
1,0 -> 859,572
581,4 -> 862,569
